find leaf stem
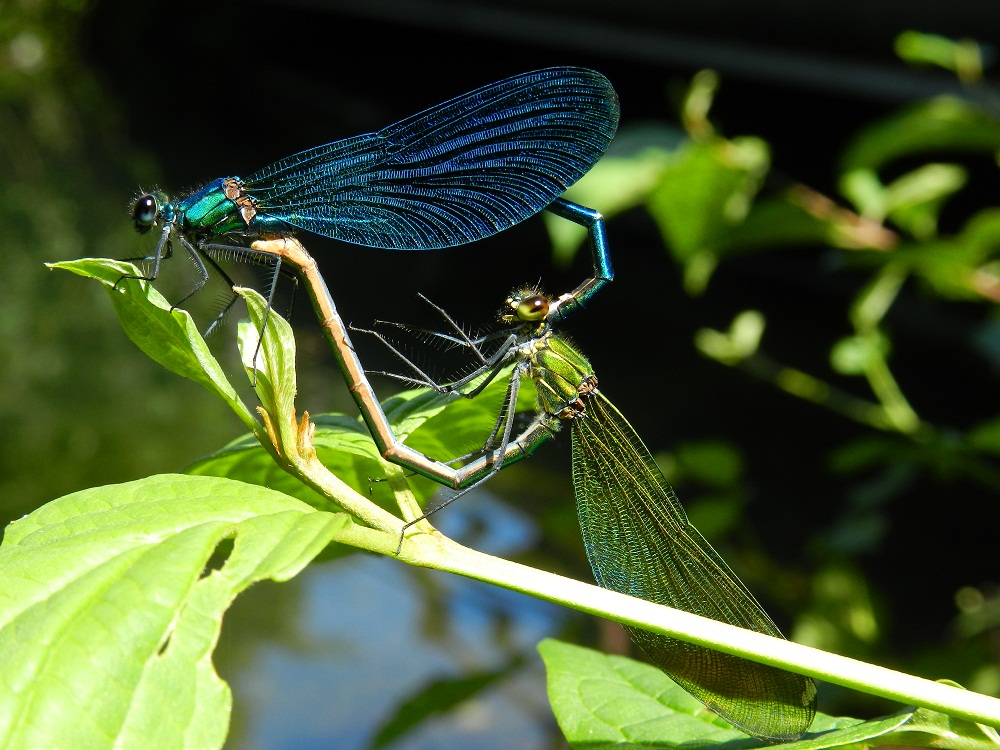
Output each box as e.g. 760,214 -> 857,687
391,530 -> 1000,728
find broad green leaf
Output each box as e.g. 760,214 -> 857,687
648,136 -> 770,259
776,714 -> 911,750
0,474 -> 349,750
780,688 -> 1000,750
402,371 -> 523,454
381,365 -> 529,442
47,258 -> 257,430
541,638 -> 766,746
381,387 -> 471,443
540,639 -> 878,748
880,702 -> 1000,750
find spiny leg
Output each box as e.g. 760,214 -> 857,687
199,240 -> 299,339
115,221 -> 174,288
350,320 -> 519,399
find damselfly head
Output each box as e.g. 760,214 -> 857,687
503,289 -> 551,324
131,191 -> 166,233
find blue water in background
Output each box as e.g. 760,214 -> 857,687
218,490 -> 572,749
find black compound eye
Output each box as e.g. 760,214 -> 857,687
516,294 -> 549,321
132,194 -> 159,233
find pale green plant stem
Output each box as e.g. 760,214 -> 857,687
385,524 -> 1000,728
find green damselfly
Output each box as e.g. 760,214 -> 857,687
354,285 -> 817,742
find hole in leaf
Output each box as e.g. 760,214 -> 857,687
201,536 -> 236,579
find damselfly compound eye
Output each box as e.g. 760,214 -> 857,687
132,194 -> 159,233
516,294 -> 549,321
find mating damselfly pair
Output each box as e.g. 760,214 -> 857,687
122,67 -> 816,742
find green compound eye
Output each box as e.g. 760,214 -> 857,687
516,294 -> 549,321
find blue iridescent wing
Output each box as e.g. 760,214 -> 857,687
243,67 -> 619,249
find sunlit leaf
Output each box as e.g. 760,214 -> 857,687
47,258 -> 257,430
539,639 -> 859,748
895,31 -> 983,82
830,333 -> 890,376
0,474 -> 347,750
186,415 -> 391,510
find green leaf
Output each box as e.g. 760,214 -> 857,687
47,258 -> 257,431
0,474 -> 349,750
371,662 -> 518,748
883,164 -> 966,237
895,31 -> 983,82
887,702 -> 1000,750
670,440 -> 745,489
540,639 -> 940,749
695,310 -> 766,365
646,136 -> 770,293
830,333 -> 890,376
840,169 -> 887,218
402,372 -> 518,452
381,386 -> 471,443
883,208 -> 1000,300
378,370 -> 531,502
840,97 -> 1000,173
967,417 -> 1000,456
712,195 -> 835,252
540,638 -> 749,746
236,287 -> 298,431
842,164 -> 967,239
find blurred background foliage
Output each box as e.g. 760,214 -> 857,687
2,0 -> 999,747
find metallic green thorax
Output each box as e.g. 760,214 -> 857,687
161,178 -> 248,236
154,177 -> 293,239
525,331 -> 597,419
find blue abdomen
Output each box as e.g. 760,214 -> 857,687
247,214 -> 295,236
